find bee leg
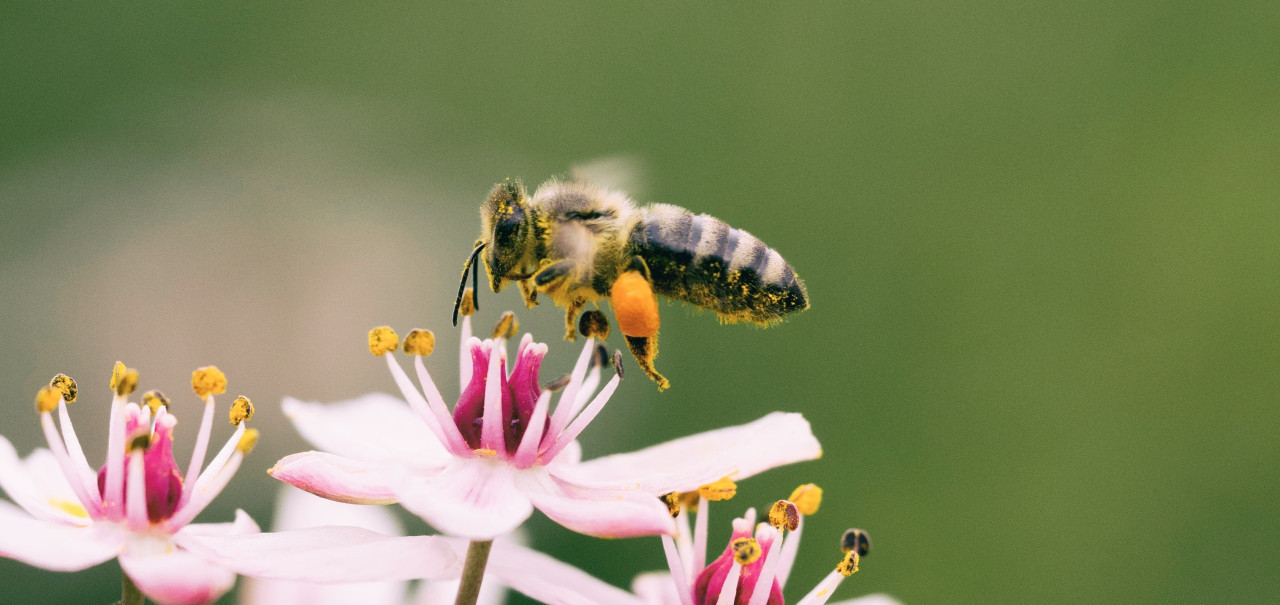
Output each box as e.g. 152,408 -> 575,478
564,297 -> 586,341
624,335 -> 670,391
518,279 -> 539,309
532,259 -> 575,289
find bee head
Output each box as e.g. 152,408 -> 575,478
480,179 -> 534,293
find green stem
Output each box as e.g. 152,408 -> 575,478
121,571 -> 145,605
453,539 -> 494,605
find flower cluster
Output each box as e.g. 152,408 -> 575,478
0,299 -> 895,605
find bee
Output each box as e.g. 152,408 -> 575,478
453,177 -> 808,390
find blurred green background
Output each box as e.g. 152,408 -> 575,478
2,3 -> 1277,604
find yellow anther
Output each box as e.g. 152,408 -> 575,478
731,537 -> 762,566
577,310 -> 610,339
110,362 -> 139,396
142,390 -> 170,413
679,491 -> 701,512
474,448 -> 498,458
368,326 -> 399,356
50,374 -> 77,404
836,550 -> 860,577
191,366 -> 227,398
236,428 -> 260,454
660,492 -> 681,518
34,386 -> 61,414
492,311 -> 518,340
229,396 -> 255,426
789,483 -> 823,516
769,500 -> 800,532
698,477 -> 737,501
459,288 -> 477,317
403,329 -> 436,356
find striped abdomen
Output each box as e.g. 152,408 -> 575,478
630,204 -> 809,325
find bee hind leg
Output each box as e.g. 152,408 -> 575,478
624,335 -> 670,391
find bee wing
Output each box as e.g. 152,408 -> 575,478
570,155 -> 648,200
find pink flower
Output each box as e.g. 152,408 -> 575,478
485,485 -> 899,605
0,364 -> 457,605
270,311 -> 822,540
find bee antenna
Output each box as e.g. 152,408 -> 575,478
453,242 -> 487,326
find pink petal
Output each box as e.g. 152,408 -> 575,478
393,459 -> 533,540
520,471 -> 675,538
0,500 -> 122,571
244,577 -> 408,605
269,451 -> 404,505
175,526 -> 459,582
283,394 -> 450,466
412,577 -> 507,605
119,548 -> 236,605
486,540 -> 648,605
268,486 -> 401,535
561,412 -> 821,494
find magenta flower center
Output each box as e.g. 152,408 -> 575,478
694,527 -> 785,605
97,412 -> 184,523
452,340 -> 545,455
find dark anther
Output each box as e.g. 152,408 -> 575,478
611,349 -> 624,379
841,528 -> 871,557
543,374 -> 572,392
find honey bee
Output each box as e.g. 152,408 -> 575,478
453,177 -> 808,390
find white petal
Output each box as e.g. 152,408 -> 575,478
411,577 -> 507,605
562,412 -> 821,493
242,577 -> 408,605
520,471 -> 675,538
269,451 -> 406,505
119,547 -> 237,605
632,571 -> 681,605
269,485 -> 402,535
0,500 -> 122,571
393,459 -> 533,540
181,509 -> 261,538
283,394 -> 450,466
176,526 -> 459,582
831,595 -> 905,605
487,540 -> 648,605
0,437 -> 87,525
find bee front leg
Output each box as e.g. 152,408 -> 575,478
518,279 -> 539,309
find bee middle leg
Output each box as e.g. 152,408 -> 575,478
518,279 -> 539,309
563,297 -> 586,341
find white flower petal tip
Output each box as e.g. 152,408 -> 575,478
562,412 -> 823,494
521,477 -> 676,538
281,394 -> 449,464
487,540 -> 649,605
119,548 -> 237,605
177,526 -> 460,583
269,451 -> 401,505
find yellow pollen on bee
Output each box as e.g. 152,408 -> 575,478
110,362 -> 139,397
660,492 -> 681,518
229,396 -> 255,425
143,390 -> 170,412
769,499 -> 800,532
836,550 -> 860,577
50,374 -> 77,403
474,448 -> 498,458
34,386 -> 60,414
368,326 -> 399,356
459,288 -> 477,317
403,329 -> 436,356
698,477 -> 737,501
236,428 -> 260,454
732,537 -> 762,566
789,483 -> 823,516
191,366 -> 227,398
492,311 -> 518,340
